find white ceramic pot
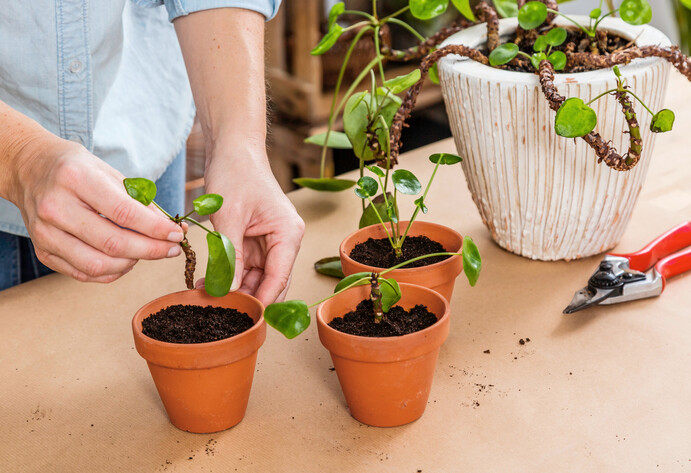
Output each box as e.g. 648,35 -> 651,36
438,17 -> 671,260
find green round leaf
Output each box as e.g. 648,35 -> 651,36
619,0 -> 652,25
355,176 -> 379,199
462,236 -> 482,287
328,2 -> 345,29
429,63 -> 440,85
589,7 -> 601,19
410,0 -> 449,20
343,91 -> 402,161
517,1 -> 548,29
650,109 -> 675,133
334,272 -> 371,293
314,257 -> 345,278
488,43 -> 519,66
548,50 -> 567,70
366,165 -> 386,178
383,69 -> 421,94
613,65 -> 622,78
545,27 -> 567,47
304,131 -> 353,149
311,24 -> 344,55
193,193 -> 223,216
554,97 -> 598,138
264,300 -> 310,339
493,0 -> 518,18
386,199 -> 398,224
533,35 -> 548,52
530,52 -> 547,70
414,196 -> 429,214
123,178 -> 157,206
391,169 -> 421,195
379,278 -> 401,313
451,0 -> 476,21
429,152 -> 462,164
293,177 -> 356,192
205,232 -> 235,297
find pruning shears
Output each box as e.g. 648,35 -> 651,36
563,222 -> 691,314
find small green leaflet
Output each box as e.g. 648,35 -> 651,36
293,177 -> 356,192
304,131 -> 353,149
193,193 -> 223,216
264,300 -> 311,339
462,236 -> 482,287
554,97 -> 598,138
123,178 -> 157,206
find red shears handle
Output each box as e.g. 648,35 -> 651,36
610,221 -> 691,290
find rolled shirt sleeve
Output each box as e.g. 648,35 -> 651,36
162,0 -> 281,22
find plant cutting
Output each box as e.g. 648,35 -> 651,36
303,0 -> 691,261
124,178 -> 263,433
264,252 -> 474,426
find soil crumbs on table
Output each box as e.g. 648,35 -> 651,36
328,299 -> 437,337
349,235 -> 449,268
142,304 -> 253,343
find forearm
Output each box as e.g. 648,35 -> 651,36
174,8 -> 268,165
0,100 -> 63,202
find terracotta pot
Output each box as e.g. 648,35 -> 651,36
339,220 -> 463,301
317,283 -> 450,427
438,17 -> 671,260
132,289 -> 266,433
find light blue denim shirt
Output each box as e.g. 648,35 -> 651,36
0,0 -> 279,237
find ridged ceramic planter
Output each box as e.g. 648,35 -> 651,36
317,283 -> 450,427
339,221 -> 463,301
438,17 -> 671,260
132,289 -> 266,433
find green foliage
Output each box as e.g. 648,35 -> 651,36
429,63 -> 440,84
264,300 -> 311,339
383,69 -> 421,94
429,153 -> 463,164
343,91 -> 402,161
493,0 -> 518,18
392,169 -> 422,195
314,257 -> 345,278
328,2 -> 345,29
293,177 -> 357,192
451,0 -> 476,21
355,176 -> 379,199
310,24 -> 344,55
489,43 -> 519,66
410,0 -> 449,20
548,50 -> 567,70
304,131 -> 353,149
205,232 -> 236,297
414,197 -> 428,214
650,109 -> 675,133
193,193 -> 223,216
365,164 -> 386,178
123,178 -> 156,206
589,7 -> 602,19
462,236 -> 482,286
334,272 -> 371,293
359,193 -> 396,228
545,27 -> 567,47
517,1 -> 548,29
555,98 -> 598,138
619,0 -> 652,25
380,278 -> 402,312
533,35 -> 548,52
530,52 -> 547,70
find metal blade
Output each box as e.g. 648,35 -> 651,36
563,286 -> 617,314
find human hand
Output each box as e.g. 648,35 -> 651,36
7,137 -> 185,283
201,153 -> 305,306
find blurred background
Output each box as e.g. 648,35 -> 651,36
184,0 -> 690,213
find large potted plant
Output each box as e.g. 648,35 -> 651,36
301,0 -> 691,261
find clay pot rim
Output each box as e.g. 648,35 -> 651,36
316,282 -> 450,345
339,220 -> 463,273
132,288 -> 266,351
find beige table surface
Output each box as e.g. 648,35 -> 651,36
2,74 -> 691,473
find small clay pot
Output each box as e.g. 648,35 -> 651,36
317,283 -> 450,427
132,289 -> 266,433
340,220 -> 463,301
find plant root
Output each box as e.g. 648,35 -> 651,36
566,45 -> 691,79
475,2 -> 500,52
181,237 -> 196,290
389,45 -> 488,161
379,20 -> 473,62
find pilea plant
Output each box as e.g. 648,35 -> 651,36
265,250 -> 481,339
123,178 -> 235,297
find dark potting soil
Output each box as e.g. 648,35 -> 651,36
142,304 -> 254,344
349,235 -> 449,269
328,299 -> 438,337
498,26 -> 632,73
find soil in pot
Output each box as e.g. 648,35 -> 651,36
499,26 -> 630,73
349,235 -> 450,268
142,304 -> 254,344
328,299 -> 437,337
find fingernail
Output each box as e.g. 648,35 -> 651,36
231,274 -> 240,291
167,246 -> 181,258
167,232 -> 184,242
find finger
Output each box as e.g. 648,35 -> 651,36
78,178 -> 184,243
254,238 -> 300,306
222,226 -> 246,292
32,224 -> 137,278
61,204 -> 182,260
36,250 -> 132,284
195,277 -> 205,289
237,267 -> 263,295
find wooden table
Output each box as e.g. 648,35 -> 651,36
2,74 -> 690,472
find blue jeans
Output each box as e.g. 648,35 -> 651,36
0,149 -> 186,291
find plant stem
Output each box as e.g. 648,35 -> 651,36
366,195 -> 395,246
386,17 -> 427,43
370,275 -> 383,322
182,216 -> 215,235
373,26 -> 386,84
621,88 -> 654,116
152,201 -> 174,220
547,9 -> 592,37
307,276 -> 371,308
381,6 -> 410,23
399,160 -> 440,248
585,87 -> 619,106
344,9 -> 376,22
592,9 -> 618,31
380,252 -> 462,274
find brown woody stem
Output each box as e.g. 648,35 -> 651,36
379,20 -> 473,62
370,274 -> 383,323
566,45 -> 691,80
180,237 -> 196,290
475,2 -> 500,52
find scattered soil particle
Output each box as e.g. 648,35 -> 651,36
205,439 -> 217,456
519,337 -> 531,345
483,349 -> 490,354
329,367 -> 336,371
328,299 -> 437,337
142,304 -> 254,344
349,235 -> 449,268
